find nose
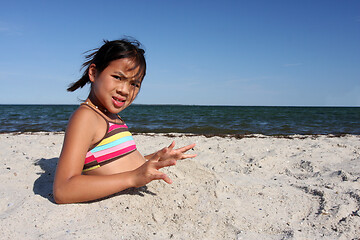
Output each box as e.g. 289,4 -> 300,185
116,81 -> 130,96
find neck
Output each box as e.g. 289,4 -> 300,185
85,97 -> 107,113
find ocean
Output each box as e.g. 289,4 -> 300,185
0,104 -> 359,135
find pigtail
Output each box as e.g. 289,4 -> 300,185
66,74 -> 90,92
67,48 -> 98,92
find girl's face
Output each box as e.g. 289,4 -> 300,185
88,58 -> 142,114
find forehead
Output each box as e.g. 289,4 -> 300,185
107,58 -> 139,76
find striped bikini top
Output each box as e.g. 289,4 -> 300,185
82,104 -> 137,172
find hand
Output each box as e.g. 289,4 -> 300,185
131,142 -> 197,188
157,141 -> 197,161
132,155 -> 177,188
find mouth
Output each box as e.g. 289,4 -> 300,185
112,96 -> 126,107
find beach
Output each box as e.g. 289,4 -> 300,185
0,132 -> 359,239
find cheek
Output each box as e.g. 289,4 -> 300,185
129,88 -> 140,100
95,78 -> 107,88
100,79 -> 115,93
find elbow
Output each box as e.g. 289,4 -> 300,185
53,188 -> 66,204
53,195 -> 66,205
53,185 -> 72,204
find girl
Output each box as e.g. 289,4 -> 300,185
53,39 -> 196,204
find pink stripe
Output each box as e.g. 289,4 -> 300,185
92,140 -> 136,158
96,145 -> 136,163
84,154 -> 95,164
85,151 -> 93,158
108,123 -> 128,132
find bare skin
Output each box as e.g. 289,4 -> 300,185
53,58 -> 196,204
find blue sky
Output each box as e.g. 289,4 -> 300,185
0,0 -> 359,106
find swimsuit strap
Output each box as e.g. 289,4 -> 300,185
80,102 -> 124,124
81,102 -> 109,124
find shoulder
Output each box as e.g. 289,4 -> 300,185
65,105 -> 107,145
68,106 -> 98,130
70,105 -> 100,124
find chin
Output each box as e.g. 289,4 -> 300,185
116,105 -> 128,113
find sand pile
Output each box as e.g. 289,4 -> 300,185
0,133 -> 359,239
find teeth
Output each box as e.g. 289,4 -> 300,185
113,97 -> 124,103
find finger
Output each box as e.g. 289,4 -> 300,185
152,171 -> 173,184
158,147 -> 167,156
168,141 -> 175,150
155,159 -> 176,169
149,154 -> 161,162
180,153 -> 197,159
177,143 -> 196,153
162,175 -> 173,184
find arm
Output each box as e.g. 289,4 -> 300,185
53,109 -> 196,204
53,109 -> 176,204
53,108 -> 128,203
54,157 -> 176,204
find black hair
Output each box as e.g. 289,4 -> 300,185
67,38 -> 146,92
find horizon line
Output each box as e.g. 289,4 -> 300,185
0,103 -> 359,108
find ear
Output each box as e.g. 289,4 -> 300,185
88,64 -> 97,83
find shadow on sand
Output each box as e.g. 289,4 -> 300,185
33,158 -> 156,204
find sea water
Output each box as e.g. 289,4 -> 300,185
0,105 -> 359,135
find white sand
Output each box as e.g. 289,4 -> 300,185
0,132 -> 359,239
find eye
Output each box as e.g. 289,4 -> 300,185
112,75 -> 124,81
131,82 -> 141,88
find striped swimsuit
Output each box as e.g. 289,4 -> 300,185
82,105 -> 137,172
